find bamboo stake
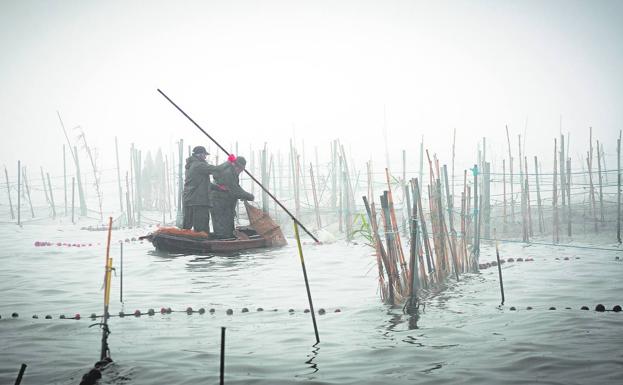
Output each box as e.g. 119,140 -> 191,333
293,221 -> 320,343
566,158 -> 572,237
483,162 -> 490,238
115,137 -> 124,213
125,172 -> 133,227
46,172 -> 56,219
402,150 -> 407,234
71,177 -> 75,224
553,139 -> 559,243
414,178 -> 434,279
443,164 -> 455,233
419,136 -> 424,183
165,156 -> 172,220
518,135 -> 523,217
494,229 -> 505,305
587,152 -> 598,233
176,140 -> 183,227
4,166 -> 15,220
618,134 -> 621,243
405,182 -> 419,314
502,159 -> 506,231
460,191 -> 467,272
261,145 -> 269,213
40,166 -> 50,207
100,216 -> 113,360
409,179 -> 428,288
63,145 -> 67,216
452,128 -> 456,202
524,157 -> 533,237
380,192 -> 399,302
505,126 -> 514,222
17,161 -> 21,226
220,327 -> 226,385
337,154 -> 342,232
14,363 -> 27,385
385,168 -> 408,283
22,167 -> 34,218
310,163 -> 322,231
560,134 -> 566,209
363,195 -> 389,302
596,139 -> 604,224
534,156 -> 544,234
472,164 -> 479,258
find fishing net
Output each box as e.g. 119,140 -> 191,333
244,202 -> 287,246
152,227 -> 210,238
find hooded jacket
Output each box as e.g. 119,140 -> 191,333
211,161 -> 254,201
182,155 -> 220,206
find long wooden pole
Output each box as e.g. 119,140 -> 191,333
293,221 -> 320,343
158,89 -> 319,243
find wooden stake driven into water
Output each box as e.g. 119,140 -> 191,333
4,166 -> 15,220
22,167 -> 34,219
494,229 -> 505,305
618,134 -> 621,244
101,216 -> 113,361
46,172 -> 56,219
17,161 -> 21,226
14,363 -> 27,385
220,327 -> 226,385
158,89 -> 319,243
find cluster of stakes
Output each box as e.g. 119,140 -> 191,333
1,306 -> 343,320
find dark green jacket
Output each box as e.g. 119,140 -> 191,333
211,162 -> 254,201
183,155 -> 220,206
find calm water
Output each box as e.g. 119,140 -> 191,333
1,221 -> 622,384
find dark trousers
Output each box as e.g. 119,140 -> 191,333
182,205 -> 211,233
210,192 -> 237,239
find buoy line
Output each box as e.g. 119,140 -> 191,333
0,306 -> 343,321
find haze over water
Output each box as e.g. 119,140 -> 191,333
1,1 -> 623,384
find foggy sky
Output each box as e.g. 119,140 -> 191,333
1,0 -> 622,174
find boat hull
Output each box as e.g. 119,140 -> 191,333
147,231 -> 270,254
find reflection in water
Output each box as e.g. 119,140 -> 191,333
305,343 -> 320,374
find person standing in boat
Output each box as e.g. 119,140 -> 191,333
182,146 -> 219,234
210,154 -> 254,239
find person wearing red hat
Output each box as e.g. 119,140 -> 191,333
210,154 -> 254,239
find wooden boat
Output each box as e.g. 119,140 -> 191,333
140,202 -> 287,254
